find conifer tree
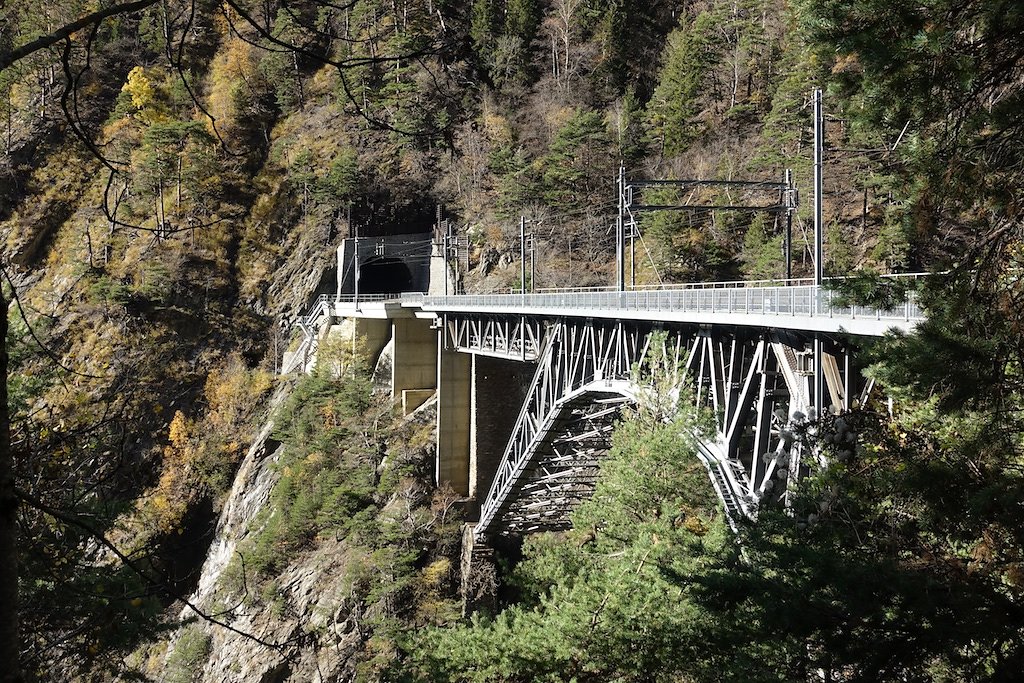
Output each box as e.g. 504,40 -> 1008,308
648,9 -> 724,157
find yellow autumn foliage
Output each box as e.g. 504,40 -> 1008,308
168,409 -> 191,448
123,67 -> 155,110
481,108 -> 511,144
205,37 -> 259,138
121,66 -> 167,124
420,558 -> 451,589
142,410 -> 198,534
203,355 -> 272,429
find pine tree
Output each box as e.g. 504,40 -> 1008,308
647,9 -> 724,157
505,0 -> 539,43
539,109 -> 611,208
470,0 -> 503,66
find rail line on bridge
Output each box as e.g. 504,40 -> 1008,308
286,275 -> 926,539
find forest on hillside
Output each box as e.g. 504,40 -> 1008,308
1,0 -> 1023,681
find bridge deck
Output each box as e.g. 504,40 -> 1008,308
324,284 -> 923,337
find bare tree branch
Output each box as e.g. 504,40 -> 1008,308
59,33 -> 122,174
14,486 -> 297,652
0,0 -> 162,72
1,266 -> 104,382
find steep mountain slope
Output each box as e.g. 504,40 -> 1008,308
5,0 -> 1018,680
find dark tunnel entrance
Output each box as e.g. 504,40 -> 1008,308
358,257 -> 414,294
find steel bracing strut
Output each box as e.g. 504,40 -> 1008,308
473,319 -> 860,539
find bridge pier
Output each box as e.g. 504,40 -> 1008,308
437,345 -> 471,495
354,318 -> 391,364
391,317 -> 437,414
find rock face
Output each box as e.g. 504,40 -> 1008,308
161,406 -> 364,682
189,420 -> 281,611
158,375 -> 450,682
194,537 -> 367,683
159,404 -> 291,681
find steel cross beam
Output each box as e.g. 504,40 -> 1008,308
443,314 -> 543,361
622,176 -> 796,215
473,319 -> 863,539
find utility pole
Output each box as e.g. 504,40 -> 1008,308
629,215 -> 635,289
530,232 -> 536,293
812,88 -> 825,418
353,224 -> 360,307
785,168 -> 794,280
520,215 -> 527,296
813,88 -> 824,288
442,230 -> 449,297
616,164 -> 626,292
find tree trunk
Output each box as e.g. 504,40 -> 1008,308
0,287 -> 21,682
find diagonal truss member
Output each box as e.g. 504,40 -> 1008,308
474,320 -> 864,540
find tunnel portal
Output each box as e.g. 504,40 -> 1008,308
337,232 -> 432,296
358,257 -> 414,294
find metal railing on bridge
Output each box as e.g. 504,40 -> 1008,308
293,274 -> 927,348
403,283 -> 924,324
535,272 -> 927,293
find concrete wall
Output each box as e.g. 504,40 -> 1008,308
392,317 -> 437,414
470,356 -> 535,507
437,347 -> 471,495
316,318 -> 391,374
428,242 -> 455,296
354,318 -> 391,366
402,389 -> 435,415
392,318 -> 437,398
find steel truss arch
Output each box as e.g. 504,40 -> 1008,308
473,318 -> 863,539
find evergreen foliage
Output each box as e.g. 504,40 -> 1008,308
539,109 -> 610,208
648,10 -> 724,157
505,0 -> 540,44
471,0 -> 503,66
215,340 -> 463,677
405,358 -> 732,683
740,214 -> 784,279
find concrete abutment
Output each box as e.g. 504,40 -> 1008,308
391,317 -> 437,414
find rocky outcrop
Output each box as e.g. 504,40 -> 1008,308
193,537 -> 369,683
158,378 -> 449,682
188,419 -> 282,611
